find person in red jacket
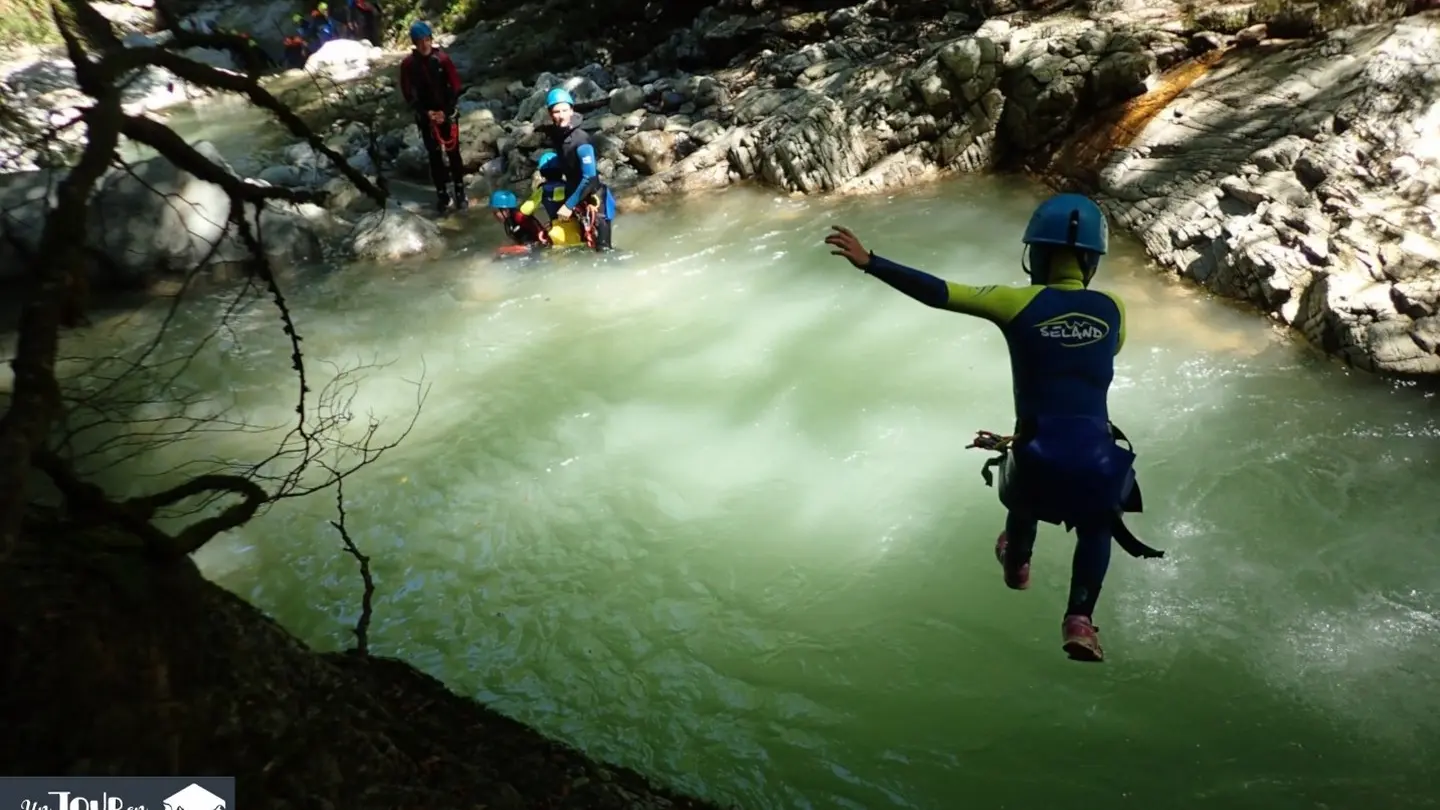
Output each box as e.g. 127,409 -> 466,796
399,20 -> 467,213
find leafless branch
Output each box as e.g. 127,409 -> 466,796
106,39 -> 387,206
330,475 -> 374,656
0,1 -> 127,556
3,1 -> 421,563
296,66 -> 393,201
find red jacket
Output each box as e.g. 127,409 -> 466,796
400,48 -> 461,116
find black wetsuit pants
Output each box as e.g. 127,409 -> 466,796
416,114 -> 465,195
1002,510 -> 1112,618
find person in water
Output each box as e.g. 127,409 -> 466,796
400,21 -> 467,213
543,87 -> 616,251
489,190 -> 550,247
824,194 -> 1137,662
521,151 -> 586,247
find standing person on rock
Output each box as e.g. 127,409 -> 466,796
323,0 -> 351,38
283,13 -> 310,69
823,194 -> 1163,663
348,0 -> 382,45
400,20 -> 468,214
307,2 -> 338,51
543,87 -> 616,251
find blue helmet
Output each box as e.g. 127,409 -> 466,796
489,189 -> 517,209
409,20 -> 432,42
545,87 -> 575,109
1021,193 -> 1108,284
536,150 -> 562,179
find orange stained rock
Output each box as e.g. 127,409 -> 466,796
1053,47 -> 1227,186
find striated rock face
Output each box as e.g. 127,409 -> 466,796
1080,15 -> 1440,375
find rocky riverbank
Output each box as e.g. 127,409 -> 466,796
5,1 -> 1437,373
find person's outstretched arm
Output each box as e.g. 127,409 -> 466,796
825,226 -> 1034,326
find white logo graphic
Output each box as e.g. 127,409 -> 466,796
163,784 -> 225,810
44,792 -> 132,810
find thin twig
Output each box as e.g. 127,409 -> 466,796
330,475 -> 374,656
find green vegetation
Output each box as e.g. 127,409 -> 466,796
0,0 -> 59,46
378,0 -> 499,45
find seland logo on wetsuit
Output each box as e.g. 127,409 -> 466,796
1035,312 -> 1110,348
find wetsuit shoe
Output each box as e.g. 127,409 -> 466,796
453,185 -> 469,210
993,532 -> 1030,590
1062,614 -> 1104,662
435,191 -> 451,214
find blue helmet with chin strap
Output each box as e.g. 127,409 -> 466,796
545,87 -> 575,109
489,189 -> 517,209
1022,193 -> 1108,285
409,20 -> 432,42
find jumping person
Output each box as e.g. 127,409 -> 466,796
823,194 -> 1157,663
399,20 -> 467,213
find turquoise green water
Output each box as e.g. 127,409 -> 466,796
54,178 -> 1440,809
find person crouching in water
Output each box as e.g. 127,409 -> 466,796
824,194 -> 1153,663
400,20 -> 467,213
543,88 -> 616,251
524,151 -> 587,248
489,190 -> 550,251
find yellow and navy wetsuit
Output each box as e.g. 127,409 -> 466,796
863,251 -> 1130,620
520,181 -> 585,247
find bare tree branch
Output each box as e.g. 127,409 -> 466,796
0,2 -> 126,556
3,1 -> 422,568
107,41 -> 387,206
31,449 -> 267,558
121,115 -> 327,205
331,475 -> 374,656
297,67 -> 393,202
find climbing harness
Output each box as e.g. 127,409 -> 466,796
965,424 -> 1165,560
429,117 -> 459,152
575,199 -> 599,250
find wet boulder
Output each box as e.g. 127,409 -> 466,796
623,130 -> 680,174
349,209 -> 444,261
0,143 -> 339,289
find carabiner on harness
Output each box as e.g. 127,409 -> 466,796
964,426 -> 1165,560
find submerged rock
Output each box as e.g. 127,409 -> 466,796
349,208 -> 445,261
